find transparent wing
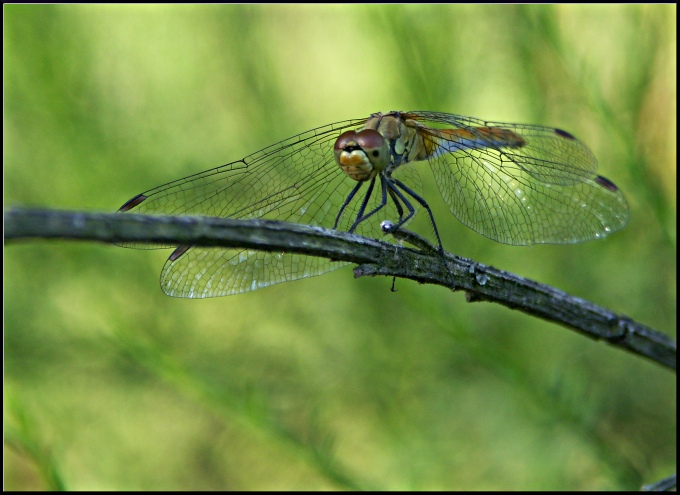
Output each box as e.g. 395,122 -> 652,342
118,118 -> 422,297
119,110 -> 629,297
404,111 -> 630,245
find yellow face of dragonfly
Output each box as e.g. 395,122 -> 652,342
333,129 -> 390,181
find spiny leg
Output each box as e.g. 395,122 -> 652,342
334,181 -> 365,230
349,175 -> 387,233
390,177 -> 444,254
386,185 -> 407,294
387,186 -> 406,224
388,177 -> 452,288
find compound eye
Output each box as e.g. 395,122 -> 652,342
334,130 -> 358,152
334,128 -> 390,178
355,129 -> 385,152
355,129 -> 388,166
333,128 -> 389,172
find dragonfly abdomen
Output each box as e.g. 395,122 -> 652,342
425,127 -> 527,158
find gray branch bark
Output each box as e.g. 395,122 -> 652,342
5,207 -> 676,372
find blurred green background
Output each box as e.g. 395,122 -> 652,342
4,4 -> 676,490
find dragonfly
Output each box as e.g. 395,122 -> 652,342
118,111 -> 629,298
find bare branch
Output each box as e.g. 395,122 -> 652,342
5,207 -> 676,372
642,473 -> 677,492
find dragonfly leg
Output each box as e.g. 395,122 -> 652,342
388,178 -> 452,287
348,176 -> 386,233
387,186 -> 406,223
334,181 -> 365,230
390,177 -> 444,254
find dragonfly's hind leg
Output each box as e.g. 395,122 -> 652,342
385,177 -> 455,289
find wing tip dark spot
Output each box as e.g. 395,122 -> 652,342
119,194 -> 148,212
595,175 -> 620,192
554,128 -> 576,140
169,245 -> 191,262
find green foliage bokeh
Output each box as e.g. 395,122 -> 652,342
4,4 -> 676,490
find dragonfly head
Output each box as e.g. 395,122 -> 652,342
334,129 -> 389,181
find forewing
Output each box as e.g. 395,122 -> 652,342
120,118 -> 371,297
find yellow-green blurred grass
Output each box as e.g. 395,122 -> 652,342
4,4 -> 676,490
